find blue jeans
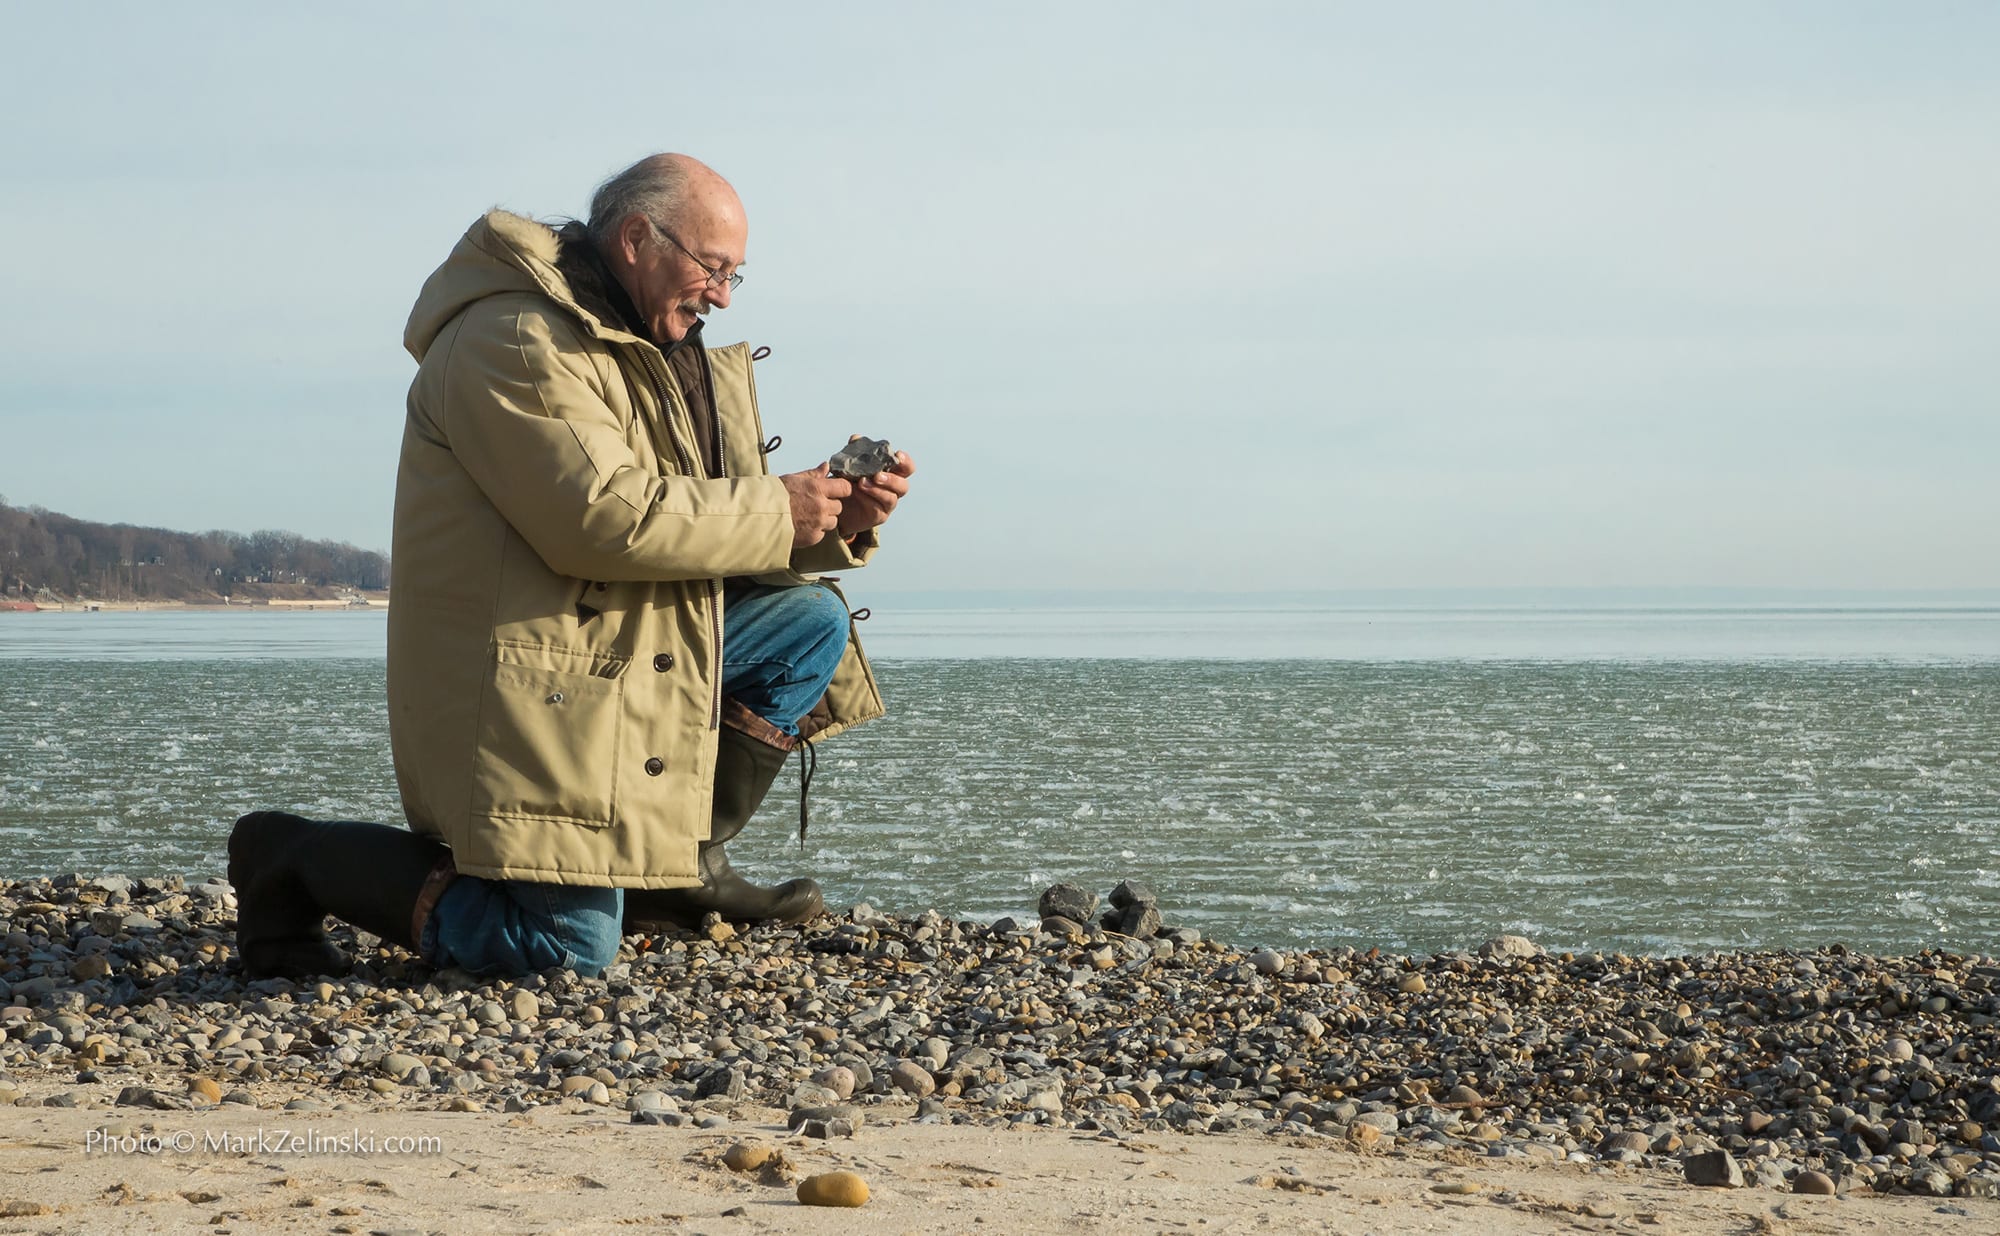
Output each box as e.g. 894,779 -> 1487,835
423,580 -> 850,977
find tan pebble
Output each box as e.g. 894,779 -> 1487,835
1348,1122 -> 1383,1148
447,1097 -> 482,1113
723,1143 -> 775,1172
367,1078 -> 397,1095
1432,1181 -> 1480,1195
188,1077 -> 223,1104
796,1170 -> 869,1207
1582,1201 -> 1617,1218
1793,1170 -> 1836,1196
0,1201 -> 53,1217
72,955 -> 112,980
1397,975 -> 1427,995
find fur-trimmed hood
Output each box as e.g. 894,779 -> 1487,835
403,210 -> 646,363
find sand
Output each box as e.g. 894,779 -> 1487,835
2,1082 -> 1988,1235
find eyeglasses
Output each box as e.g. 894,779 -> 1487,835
648,220 -> 744,292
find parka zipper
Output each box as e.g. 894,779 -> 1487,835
635,346 -> 725,732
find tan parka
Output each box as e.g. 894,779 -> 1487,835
388,210 -> 884,888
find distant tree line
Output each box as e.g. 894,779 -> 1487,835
0,499 -> 388,601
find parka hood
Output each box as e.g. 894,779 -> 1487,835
403,210 -> 645,362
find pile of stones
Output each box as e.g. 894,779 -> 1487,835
3,872 -> 2000,1203
1027,879 -> 1179,942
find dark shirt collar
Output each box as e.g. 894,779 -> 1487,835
580,240 -> 650,341
662,316 -> 704,358
585,240 -> 705,356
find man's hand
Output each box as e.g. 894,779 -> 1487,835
780,466 -> 853,547
837,448 -> 915,538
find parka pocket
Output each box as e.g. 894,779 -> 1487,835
469,641 -> 629,825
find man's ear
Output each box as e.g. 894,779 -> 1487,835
616,214 -> 652,267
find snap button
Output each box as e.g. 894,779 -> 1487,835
653,653 -> 675,672
593,581 -> 609,591
644,757 -> 665,776
546,691 -> 564,705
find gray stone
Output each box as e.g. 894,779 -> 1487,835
788,1104 -> 864,1130
379,1053 -> 425,1081
1479,935 -> 1541,960
1109,880 -> 1157,909
828,437 -> 897,480
1038,884 -> 1098,922
1106,903 -> 1162,938
694,1067 -> 745,1100
631,1109 -> 685,1127
1685,1149 -> 1744,1188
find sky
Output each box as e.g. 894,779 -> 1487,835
2,3 -> 1995,593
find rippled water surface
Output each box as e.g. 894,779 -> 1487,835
2,608 -> 1996,954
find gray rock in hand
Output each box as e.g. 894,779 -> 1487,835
828,437 -> 897,480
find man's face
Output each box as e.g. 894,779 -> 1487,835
623,185 -> 747,345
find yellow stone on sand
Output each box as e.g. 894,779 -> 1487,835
188,1077 -> 223,1104
723,1143 -> 776,1173
1397,974 -> 1427,995
797,1170 -> 869,1208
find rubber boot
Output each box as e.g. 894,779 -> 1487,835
623,725 -> 825,932
227,810 -> 453,979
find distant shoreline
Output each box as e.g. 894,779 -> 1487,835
2,598 -> 389,614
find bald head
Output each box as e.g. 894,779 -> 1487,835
586,153 -> 741,249
588,153 -> 749,345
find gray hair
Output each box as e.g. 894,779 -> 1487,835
586,155 -> 695,248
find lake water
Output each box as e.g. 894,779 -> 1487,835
2,603 -> 1996,955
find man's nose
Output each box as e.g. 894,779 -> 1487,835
705,281 -> 732,310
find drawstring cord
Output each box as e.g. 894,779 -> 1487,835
796,738 -> 816,846
761,434 -> 781,455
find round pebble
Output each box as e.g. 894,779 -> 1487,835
722,1142 -> 775,1172
797,1170 -> 869,1208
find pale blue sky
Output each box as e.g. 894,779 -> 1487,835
2,3 -> 1995,591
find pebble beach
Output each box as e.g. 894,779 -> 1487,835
5,872 -> 2000,1232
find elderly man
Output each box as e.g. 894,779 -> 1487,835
228,153 -> 911,979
